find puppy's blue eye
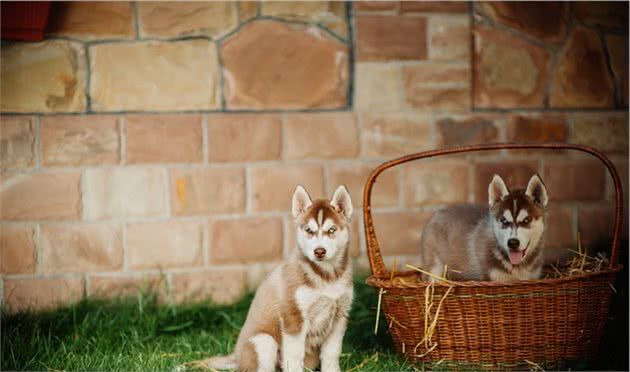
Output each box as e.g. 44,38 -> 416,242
499,217 -> 510,227
522,217 -> 531,224
328,227 -> 337,234
305,227 -> 313,234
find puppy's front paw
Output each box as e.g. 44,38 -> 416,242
320,360 -> 341,372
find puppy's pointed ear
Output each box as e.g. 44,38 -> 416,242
526,174 -> 548,207
292,185 -> 312,218
488,174 -> 509,207
331,185 -> 353,220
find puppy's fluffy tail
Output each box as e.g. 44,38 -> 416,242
176,354 -> 237,371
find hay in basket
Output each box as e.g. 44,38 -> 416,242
363,143 -> 624,371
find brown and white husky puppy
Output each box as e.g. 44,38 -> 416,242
419,174 -> 548,282
195,185 -> 354,372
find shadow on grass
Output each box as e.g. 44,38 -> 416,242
1,277 -> 409,371
2,268 -> 627,371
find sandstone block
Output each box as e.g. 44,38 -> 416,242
354,63 -> 402,110
125,114 -> 203,164
573,2 -> 628,29
4,277 -> 84,313
550,26 -> 615,108
41,115 -> 120,166
403,63 -> 470,110
90,40 -> 220,111
473,25 -> 551,108
403,160 -> 470,206
222,21 -> 348,110
543,160 -> 606,202
327,162 -> 399,208
89,274 -> 168,303
0,172 -> 81,220
208,217 -> 283,264
505,113 -> 569,142
83,168 -> 167,220
571,112 -> 628,154
207,114 -> 281,162
238,1 -> 259,22
353,1 -> 397,11
360,112 -> 431,157
284,113 -> 359,159
170,167 -> 246,216
606,34 -> 629,106
0,225 -> 36,274
355,15 -> 427,61
138,2 -> 236,38
578,205 -> 616,249
435,113 -> 500,147
428,16 -> 470,61
400,1 -> 468,13
250,164 -> 324,212
128,221 -> 203,269
41,224 -> 123,273
171,268 -> 248,305
372,211 -> 432,255
1,40 -> 86,113
0,116 -> 35,168
47,2 -> 134,39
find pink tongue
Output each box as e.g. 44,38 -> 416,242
509,250 -> 524,265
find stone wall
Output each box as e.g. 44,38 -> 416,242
1,1 -> 628,312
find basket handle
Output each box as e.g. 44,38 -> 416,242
363,142 -> 624,276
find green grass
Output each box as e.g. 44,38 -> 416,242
2,274 -> 626,371
1,278 -> 412,371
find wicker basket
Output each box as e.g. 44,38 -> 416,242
363,143 -> 624,370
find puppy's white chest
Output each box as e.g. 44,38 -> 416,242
295,283 -> 351,347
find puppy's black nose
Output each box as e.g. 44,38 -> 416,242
508,238 -> 520,250
314,248 -> 326,259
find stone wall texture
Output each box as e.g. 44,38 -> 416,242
1,1 -> 628,312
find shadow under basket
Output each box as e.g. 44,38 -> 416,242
363,143 -> 624,371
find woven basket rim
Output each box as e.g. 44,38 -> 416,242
365,264 -> 623,289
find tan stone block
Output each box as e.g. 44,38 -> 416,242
355,15 -> 427,61
90,40 -> 219,111
354,63 -> 402,110
171,268 -> 248,305
544,206 -> 575,263
207,114 -> 281,162
250,164 -> 324,212
428,16 -> 470,61
238,1 -> 259,22
403,63 -> 470,110
128,221 -> 203,270
222,21 -> 348,110
505,113 -> 569,143
4,277 -> 84,313
606,34 -> 629,106
320,2 -> 349,39
138,2 -> 237,38
84,168 -> 167,220
400,1 -> 468,13
434,113 -> 500,148
284,113 -> 359,159
354,2 -> 397,11
170,167 -> 246,216
1,41 -> 86,113
41,115 -> 120,166
287,214 -> 361,258
474,161 -> 540,203
0,225 -> 36,274
0,172 -> 81,221
478,2 -> 568,43
473,25 -> 551,108
47,2 -> 134,39
209,217 -> 283,264
403,160 -> 470,206
360,112 -> 431,158
0,116 -> 35,168
261,1 -> 344,22
125,115 -> 202,164
372,211 -> 432,255
550,26 -> 615,108
41,224 -> 122,273
89,274 -> 168,303
543,160 -> 606,202
571,112 -> 628,155
328,162 -> 398,208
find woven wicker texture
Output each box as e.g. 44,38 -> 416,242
363,143 -> 623,370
